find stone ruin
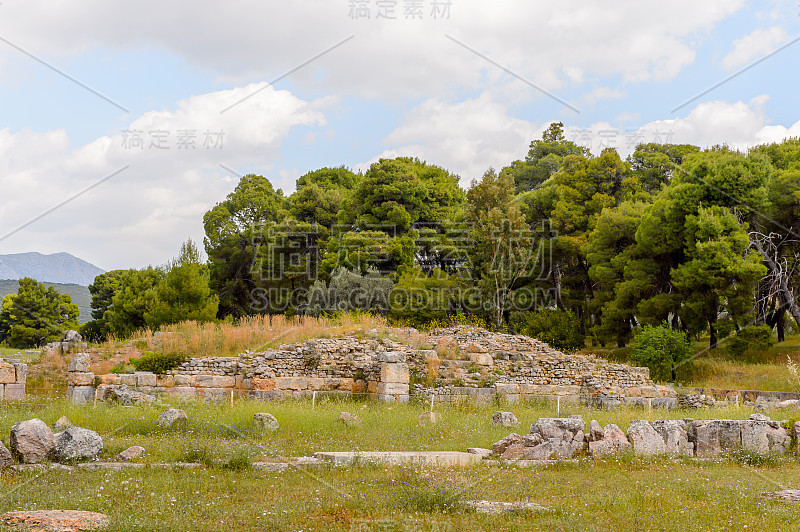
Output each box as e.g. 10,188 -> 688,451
65,326 -> 674,405
0,358 -> 26,401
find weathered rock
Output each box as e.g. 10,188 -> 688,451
10,419 -> 54,464
70,386 -> 95,404
63,330 -> 83,343
336,412 -> 362,427
528,417 -> 584,458
688,420 -> 742,457
417,412 -> 441,425
53,416 -> 73,432
108,386 -> 156,405
117,446 -> 145,461
762,489 -> 800,504
500,442 -> 526,460
2,510 -> 108,531
464,500 -> 549,514
0,440 -> 12,467
589,423 -> 631,456
156,408 -> 188,429
492,411 -> 520,428
492,433 -> 522,455
0,363 -> 15,384
652,420 -> 692,456
522,441 -> 556,460
466,447 -> 493,459
67,353 -> 91,373
254,413 -> 279,431
52,427 -> 103,462
749,413 -> 771,422
795,422 -> 800,455
741,418 -> 790,455
627,420 -> 666,456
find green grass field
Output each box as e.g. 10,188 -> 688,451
2,399 -> 799,531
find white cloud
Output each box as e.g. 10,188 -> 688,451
0,0 -> 746,101
722,26 -> 789,70
0,84 -> 328,270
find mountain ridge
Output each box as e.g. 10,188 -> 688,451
0,252 -> 105,286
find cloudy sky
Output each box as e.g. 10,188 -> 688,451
0,0 -> 798,272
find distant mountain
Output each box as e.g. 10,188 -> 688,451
0,252 -> 105,286
0,280 -> 92,324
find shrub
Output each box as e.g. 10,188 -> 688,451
511,309 -> 585,350
130,351 -> 187,374
630,323 -> 693,382
725,324 -> 775,358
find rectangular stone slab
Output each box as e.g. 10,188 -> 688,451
313,451 -> 482,467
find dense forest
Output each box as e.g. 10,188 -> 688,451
4,123 -> 799,353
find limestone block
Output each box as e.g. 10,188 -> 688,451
376,382 -> 408,395
119,374 -> 137,386
795,422 -> 800,455
492,433 -> 522,455
52,427 -> 103,463
168,387 -> 197,397
275,377 -> 308,390
174,374 -> 194,386
67,353 -> 91,373
367,381 -> 378,394
68,372 -> 95,386
652,420 -> 692,456
156,375 -> 175,388
157,408 -> 188,429
0,384 -> 4,401
135,372 -> 157,387
251,377 -> 276,391
251,390 -> 285,401
492,411 -> 520,428
254,413 -> 279,431
588,423 -> 631,456
195,375 -> 236,388
10,418 -> 54,463
688,420 -> 742,457
4,384 -> 25,400
71,386 -> 96,404
0,363 -> 15,384
376,352 -> 404,363
469,352 -> 493,366
380,363 -> 409,383
352,379 -> 367,394
14,363 -> 26,384
495,383 -> 520,395
199,387 -> 230,400
741,417 -> 790,455
306,378 -> 325,391
627,420 -> 666,456
99,374 -> 121,386
528,417 -> 585,458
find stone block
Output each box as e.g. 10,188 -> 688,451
252,377 -> 276,391
275,376 -> 308,390
376,352 -> 405,363
99,374 -> 121,386
741,418 -> 790,455
68,372 -> 95,386
195,375 -> 236,388
495,383 -> 520,395
380,363 -> 409,383
688,420 -> 742,457
376,382 -> 408,395
68,353 -> 91,373
119,374 -> 137,386
0,384 -> 4,401
0,363 -> 15,384
156,375 -> 175,388
322,378 -> 341,391
71,386 -> 96,404
168,386 -> 197,397
4,384 -> 25,400
469,352 -> 493,366
199,387 -> 229,401
306,378 -> 325,391
795,422 -> 800,455
135,372 -> 157,387
251,390 -> 285,401
14,363 -> 26,384
174,374 -> 194,386
652,420 -> 692,456
627,420 -> 666,456
352,379 -> 367,394
367,381 -> 378,394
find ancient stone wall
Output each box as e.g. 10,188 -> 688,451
0,358 -> 26,400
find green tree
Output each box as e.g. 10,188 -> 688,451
0,278 -> 79,348
630,323 -> 693,382
105,267 -> 163,338
305,267 -> 393,316
144,240 -> 220,329
83,270 -> 129,340
389,266 -> 459,326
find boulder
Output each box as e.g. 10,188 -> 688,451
63,330 -> 83,343
156,408 -> 188,429
53,416 -> 73,432
466,447 -> 493,459
67,353 -> 91,373
10,419 -> 54,464
491,411 -> 520,428
417,412 -> 441,425
527,417 -> 584,458
336,412 -> 362,427
500,443 -> 526,460
117,446 -> 145,461
254,413 -> 279,432
652,420 -> 693,456
741,416 -> 790,455
1,510 -> 108,531
0,440 -> 12,468
589,423 -> 631,456
627,420 -> 666,456
688,420 -> 742,457
52,427 -> 103,462
492,433 -> 522,456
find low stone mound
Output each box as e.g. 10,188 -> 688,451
1,510 -> 109,531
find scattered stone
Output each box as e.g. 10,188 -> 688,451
63,330 -> 83,343
0,440 -> 13,468
117,446 -> 145,461
1,510 -> 108,531
336,412 -> 362,427
417,412 -> 441,425
527,417 -> 584,458
53,416 -> 73,432
254,413 -> 280,431
627,420 -> 666,456
67,353 -> 91,373
466,447 -> 493,459
588,423 -> 631,456
688,420 -> 742,457
107,386 -> 157,405
492,411 -> 520,428
464,500 -> 549,514
52,427 -> 103,463
492,433 -> 522,456
762,490 -> 800,504
652,420 -> 693,456
749,413 -> 771,422
10,419 -> 54,464
156,408 -> 188,429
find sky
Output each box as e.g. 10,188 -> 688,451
0,0 -> 799,272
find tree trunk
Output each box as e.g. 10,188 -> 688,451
776,307 -> 786,343
709,320 -> 717,349
752,236 -> 800,329
553,264 -> 564,311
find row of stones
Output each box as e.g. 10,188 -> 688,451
491,415 -> 800,461
0,360 -> 26,401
